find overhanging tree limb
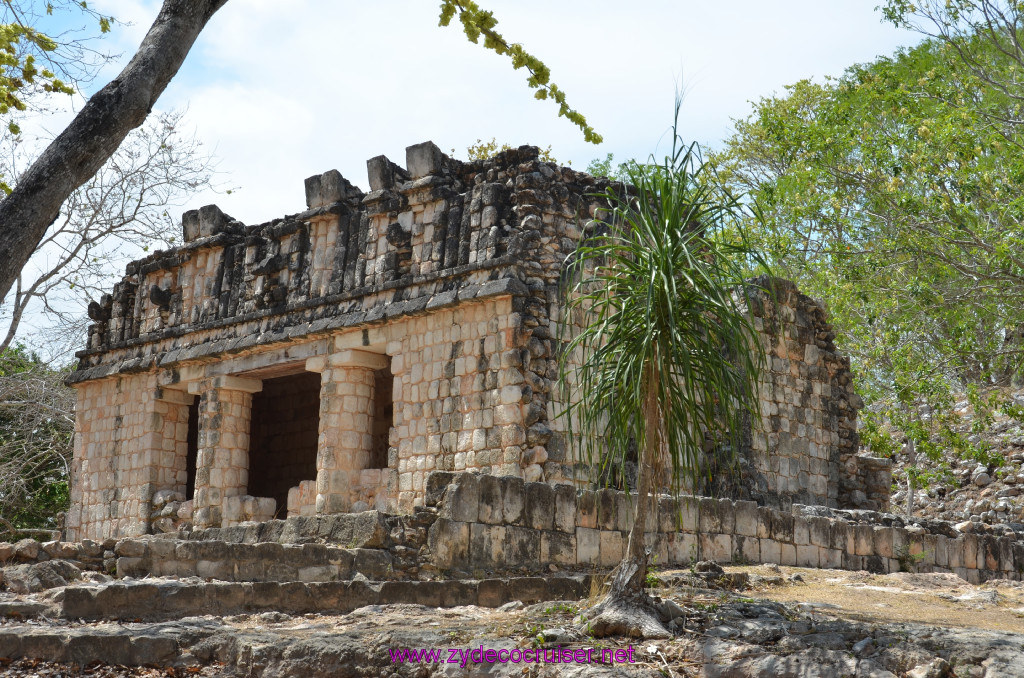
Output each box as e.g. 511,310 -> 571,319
0,0 -> 229,304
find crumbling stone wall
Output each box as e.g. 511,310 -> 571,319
66,141 -> 872,540
728,278 -> 864,510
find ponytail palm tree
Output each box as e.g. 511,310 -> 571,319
560,120 -> 768,637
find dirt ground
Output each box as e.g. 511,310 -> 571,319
725,563 -> 1024,633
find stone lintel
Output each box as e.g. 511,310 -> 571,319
154,386 -> 195,405
188,375 -> 263,394
328,349 -> 388,370
305,356 -> 327,373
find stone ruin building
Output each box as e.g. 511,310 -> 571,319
65,142 -> 890,542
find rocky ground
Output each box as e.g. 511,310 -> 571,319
2,563 -> 1023,677
883,388 -> 1024,527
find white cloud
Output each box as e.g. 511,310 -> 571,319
74,0 -> 920,226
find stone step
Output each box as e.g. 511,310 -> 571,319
115,538 -> 397,582
0,575 -> 595,673
180,510 -> 403,547
20,574 -> 594,622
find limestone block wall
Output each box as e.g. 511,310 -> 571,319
68,373 -> 188,540
428,473 -> 1024,584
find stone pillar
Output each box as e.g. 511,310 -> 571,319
307,349 -> 388,514
189,375 -> 262,528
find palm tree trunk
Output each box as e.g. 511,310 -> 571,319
608,361 -> 661,597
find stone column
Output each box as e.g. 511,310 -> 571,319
307,349 -> 387,514
189,375 -> 262,528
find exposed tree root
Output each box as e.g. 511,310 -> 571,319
581,559 -> 671,639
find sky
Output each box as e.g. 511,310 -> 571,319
66,0 -> 921,226
10,1 -> 924,358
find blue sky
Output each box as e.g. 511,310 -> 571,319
58,0 -> 921,226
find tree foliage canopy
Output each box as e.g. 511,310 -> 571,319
714,33 -> 1024,469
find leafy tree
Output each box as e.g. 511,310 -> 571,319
585,152 -> 631,182
0,0 -> 600,310
560,107 -> 766,637
1,0 -> 114,191
460,137 -> 558,163
715,35 -> 1023,515
0,345 -> 74,537
881,0 -> 1024,125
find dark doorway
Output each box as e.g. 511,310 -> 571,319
370,364 -> 393,469
185,397 -> 199,500
247,371 -> 321,516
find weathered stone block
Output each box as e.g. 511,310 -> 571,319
196,559 -> 233,580
366,154 -> 409,192
406,141 -> 445,179
599,531 -> 624,567
129,635 -> 179,665
780,543 -> 797,567
963,534 -> 979,570
598,489 -> 619,531
933,535 -> 949,569
734,501 -> 758,537
576,528 -> 600,565
679,496 -> 699,533
478,579 -> 510,607
425,472 -> 455,507
699,533 -> 733,563
822,549 -> 843,569
576,490 -> 598,529
854,525 -> 874,557
796,544 -> 820,568
440,580 -> 478,607
541,530 -> 576,566
872,526 -> 894,559
470,523 -> 504,568
510,577 -> 547,604
998,536 -> 1014,573
615,491 -> 634,532
736,535 -> 760,563
477,474 -> 504,524
755,507 -> 772,539
554,484 -> 576,533
842,552 -> 865,571
792,517 -> 810,546
807,517 -> 830,547
442,474 -> 479,523
716,498 -> 736,534
114,539 -> 147,559
759,539 -> 782,565
116,557 -> 148,578
698,497 -> 722,534
427,518 -> 470,570
524,482 -> 554,531
502,477 -> 525,526
769,511 -> 794,543
329,511 -> 388,549
667,532 -> 697,565
657,496 -> 679,533
504,526 -> 540,567
947,537 -> 964,569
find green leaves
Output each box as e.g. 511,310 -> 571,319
717,29 -> 1024,482
437,0 -> 602,144
1,1 -> 115,138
